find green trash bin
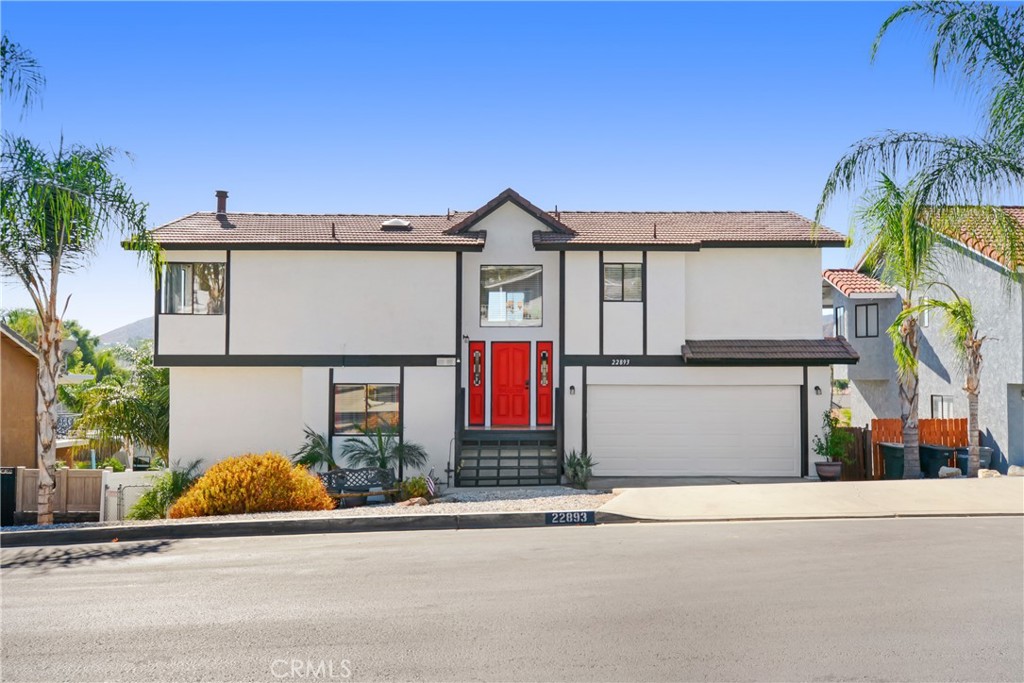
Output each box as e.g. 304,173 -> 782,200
879,442 -> 905,480
920,444 -> 955,478
955,447 -> 993,475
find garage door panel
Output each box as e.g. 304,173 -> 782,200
588,384 -> 800,476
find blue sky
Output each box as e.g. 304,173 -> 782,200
1,1 -> 986,334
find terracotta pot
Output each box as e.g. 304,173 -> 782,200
815,460 -> 843,482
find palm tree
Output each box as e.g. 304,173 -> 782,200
292,426 -> 338,472
898,288 -> 987,476
817,2 -> 1024,265
858,176 -> 937,478
0,34 -> 45,114
337,424 -> 429,479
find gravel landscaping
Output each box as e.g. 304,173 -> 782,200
2,486 -> 615,531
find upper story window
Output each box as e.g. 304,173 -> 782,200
930,394 -> 954,418
854,303 -> 878,338
835,306 -> 847,338
480,265 -> 542,327
603,263 -> 643,302
162,262 -> 226,315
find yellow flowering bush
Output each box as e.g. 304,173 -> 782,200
169,452 -> 335,518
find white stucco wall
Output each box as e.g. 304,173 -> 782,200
805,365 -> 834,478
564,252 -> 599,354
563,366 -> 585,455
230,251 -> 455,355
685,248 -> 822,339
402,366 -> 457,477
169,366 -> 304,468
601,251 -> 644,355
460,202 -> 561,427
646,252 -> 686,354
157,315 -> 226,355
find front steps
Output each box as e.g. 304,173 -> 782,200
457,430 -> 560,487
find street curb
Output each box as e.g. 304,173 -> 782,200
0,510 -> 640,548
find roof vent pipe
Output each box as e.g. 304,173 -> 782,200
215,190 -> 228,215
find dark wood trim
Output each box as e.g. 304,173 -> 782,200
147,242 -> 485,252
154,268 -> 162,356
598,251 -> 604,355
563,354 -> 843,367
224,250 -> 231,355
800,366 -> 809,478
154,354 -> 452,367
398,366 -> 405,480
558,251 -> 566,460
328,368 -> 335,436
454,252 -> 463,463
534,240 -> 844,251
581,365 -> 588,454
642,251 -> 648,355
445,188 -> 574,235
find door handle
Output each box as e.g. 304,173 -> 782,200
525,379 -> 531,389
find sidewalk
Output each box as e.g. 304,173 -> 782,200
597,477 -> 1024,521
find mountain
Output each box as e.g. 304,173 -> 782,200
99,316 -> 153,348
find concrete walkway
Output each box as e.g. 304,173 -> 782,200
597,477 -> 1024,521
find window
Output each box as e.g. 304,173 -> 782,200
332,384 -> 400,435
162,263 -> 225,314
480,265 -> 542,327
835,306 -> 847,338
855,303 -> 878,338
603,263 -> 643,302
919,298 -> 930,327
931,395 -> 954,419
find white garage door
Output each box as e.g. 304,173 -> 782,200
588,384 -> 801,476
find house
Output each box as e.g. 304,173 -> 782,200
140,188 -> 855,484
0,323 -> 88,468
823,206 -> 1024,471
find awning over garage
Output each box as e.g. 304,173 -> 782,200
680,338 -> 858,366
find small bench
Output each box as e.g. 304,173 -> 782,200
319,467 -> 400,507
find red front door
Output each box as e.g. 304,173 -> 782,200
491,342 -> 531,426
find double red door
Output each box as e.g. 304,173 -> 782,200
469,342 -> 553,427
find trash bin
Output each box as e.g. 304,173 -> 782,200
920,444 -> 955,478
879,442 -> 905,480
955,446 -> 993,475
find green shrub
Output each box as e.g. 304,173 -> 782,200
127,460 -> 202,520
98,456 -> 125,472
400,476 -> 431,500
169,452 -> 335,518
813,411 -> 855,464
564,450 -> 596,489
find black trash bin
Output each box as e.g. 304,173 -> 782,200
920,444 -> 955,478
955,447 -> 993,475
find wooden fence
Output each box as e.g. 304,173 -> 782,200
869,418 -> 970,479
14,467 -> 103,522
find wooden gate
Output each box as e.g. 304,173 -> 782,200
869,418 -> 969,479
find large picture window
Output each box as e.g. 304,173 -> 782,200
162,262 -> 226,315
332,384 -> 400,435
479,265 -> 543,327
603,263 -> 643,302
854,303 -> 878,338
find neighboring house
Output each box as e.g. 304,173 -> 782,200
139,188 -> 855,483
823,206 -> 1024,471
0,323 -> 88,468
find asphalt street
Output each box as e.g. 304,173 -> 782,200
2,517 -> 1022,682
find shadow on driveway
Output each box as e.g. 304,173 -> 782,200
1,540 -> 174,574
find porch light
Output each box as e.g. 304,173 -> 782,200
814,386 -> 822,396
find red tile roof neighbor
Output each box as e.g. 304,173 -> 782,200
822,269 -> 895,297
940,206 -> 1024,269
682,338 -> 859,366
146,188 -> 848,250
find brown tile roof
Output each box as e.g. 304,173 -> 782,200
681,338 -> 859,366
939,206 -> 1024,269
147,189 -> 848,250
822,269 -> 896,297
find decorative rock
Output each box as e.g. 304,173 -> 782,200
396,499 -> 414,507
408,497 -> 430,506
978,469 -> 1002,479
938,466 -> 962,478
1007,465 -> 1024,477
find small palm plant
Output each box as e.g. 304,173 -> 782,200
291,425 -> 338,472
126,459 -> 202,520
563,450 -> 596,489
337,423 -> 429,479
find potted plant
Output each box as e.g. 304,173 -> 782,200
812,411 -> 854,481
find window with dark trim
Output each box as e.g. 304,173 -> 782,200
479,265 -> 542,327
834,306 -> 847,338
854,303 -> 878,338
332,384 -> 400,435
930,394 -> 954,419
603,263 -> 643,302
162,262 -> 226,315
